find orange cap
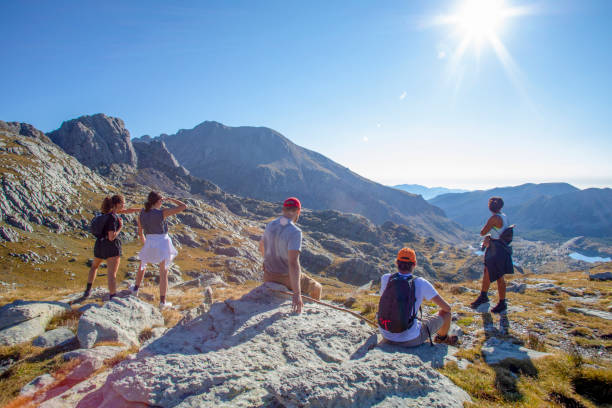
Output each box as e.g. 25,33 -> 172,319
397,247 -> 417,263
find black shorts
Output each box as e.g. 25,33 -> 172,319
94,238 -> 122,259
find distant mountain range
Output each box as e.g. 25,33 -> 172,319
138,121 -> 466,243
393,184 -> 469,200
429,183 -> 612,240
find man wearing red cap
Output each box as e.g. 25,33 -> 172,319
259,197 -> 322,313
377,247 -> 457,346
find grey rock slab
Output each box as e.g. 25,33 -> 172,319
32,327 -> 76,348
84,283 -> 471,407
590,272 -> 612,281
0,315 -> 48,346
0,299 -> 70,330
20,373 -> 55,397
568,307 -> 612,320
63,345 -> 125,363
506,282 -> 526,294
77,296 -> 163,348
481,339 -> 552,364
38,370 -> 112,408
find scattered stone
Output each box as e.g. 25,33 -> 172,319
86,258 -> 93,267
481,338 -> 552,364
560,287 -> 582,297
68,257 -> 76,262
506,282 -> 526,294
128,256 -> 139,262
589,272 -> 612,281
343,297 -> 357,308
0,226 -> 19,242
20,373 -> 55,397
5,215 -> 33,232
527,283 -> 560,293
32,327 -> 76,348
77,296 -> 164,348
567,307 -> 612,321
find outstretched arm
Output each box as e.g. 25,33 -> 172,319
162,198 -> 187,218
137,214 -> 145,245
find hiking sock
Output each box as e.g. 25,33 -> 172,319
133,285 -> 139,291
109,293 -> 116,300
85,283 -> 92,292
160,296 -> 166,304
480,291 -> 488,298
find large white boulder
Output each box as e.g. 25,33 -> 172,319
83,283 -> 471,407
76,296 -> 163,348
0,300 -> 70,346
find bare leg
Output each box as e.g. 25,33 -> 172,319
135,261 -> 146,288
480,267 -> 491,293
436,310 -> 452,337
87,258 -> 103,285
159,260 -> 168,301
310,282 -> 323,301
497,275 -> 506,301
106,256 -> 120,296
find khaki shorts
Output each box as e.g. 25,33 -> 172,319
384,314 -> 446,347
263,269 -> 320,298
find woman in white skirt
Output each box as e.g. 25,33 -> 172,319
131,191 -> 187,308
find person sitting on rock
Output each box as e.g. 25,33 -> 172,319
259,197 -> 322,314
84,195 -> 140,300
378,247 -> 457,346
131,191 -> 187,309
470,196 -> 513,314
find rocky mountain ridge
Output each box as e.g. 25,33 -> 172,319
140,120 -> 466,244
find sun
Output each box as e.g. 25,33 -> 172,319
456,0 -> 507,42
432,0 -> 534,91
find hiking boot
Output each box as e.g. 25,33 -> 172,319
470,293 -> 489,309
82,290 -> 91,299
491,300 -> 507,314
159,301 -> 173,310
434,334 -> 459,346
129,284 -> 139,297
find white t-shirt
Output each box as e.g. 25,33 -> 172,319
378,273 -> 439,342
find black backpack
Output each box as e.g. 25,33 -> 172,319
90,213 -> 110,238
499,224 -> 515,245
378,273 -> 418,333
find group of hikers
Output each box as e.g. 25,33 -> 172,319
84,192 -> 514,347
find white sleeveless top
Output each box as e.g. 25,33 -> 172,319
490,212 -> 509,239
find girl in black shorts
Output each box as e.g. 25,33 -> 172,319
83,195 -> 139,299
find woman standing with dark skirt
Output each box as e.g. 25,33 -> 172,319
83,195 -> 139,300
470,197 -> 514,313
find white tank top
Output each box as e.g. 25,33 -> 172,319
490,213 -> 509,239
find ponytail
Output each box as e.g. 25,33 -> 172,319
145,191 -> 162,212
101,197 -> 112,214
101,194 -> 125,214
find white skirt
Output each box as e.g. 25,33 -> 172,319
138,234 -> 178,265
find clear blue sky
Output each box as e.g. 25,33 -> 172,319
1,0 -> 611,189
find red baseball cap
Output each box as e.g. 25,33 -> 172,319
283,197 -> 301,209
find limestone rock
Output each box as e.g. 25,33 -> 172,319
32,327 -> 76,348
47,113 -> 137,175
20,373 -> 55,397
506,282 -> 526,294
0,315 -> 49,346
0,226 -> 19,242
77,296 -> 163,348
568,307 -> 612,321
0,299 -> 70,331
481,338 -> 552,364
300,248 -> 333,274
84,283 -> 471,407
328,258 -> 383,285
590,272 -> 612,281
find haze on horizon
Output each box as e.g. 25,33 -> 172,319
1,0 -> 611,191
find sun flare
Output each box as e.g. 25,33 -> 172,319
456,0 -> 506,42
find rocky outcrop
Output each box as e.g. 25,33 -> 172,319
32,327 -> 76,348
0,300 -> 70,346
47,113 -> 137,176
0,120 -> 52,143
85,283 -> 470,407
0,125 -> 106,229
132,137 -> 189,176
77,296 -> 163,348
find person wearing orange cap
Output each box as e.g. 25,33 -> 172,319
259,197 -> 322,313
377,247 -> 457,346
